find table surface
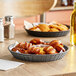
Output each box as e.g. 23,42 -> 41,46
0,30 -> 76,76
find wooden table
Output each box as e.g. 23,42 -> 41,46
0,30 -> 76,76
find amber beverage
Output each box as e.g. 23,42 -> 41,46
70,2 -> 76,45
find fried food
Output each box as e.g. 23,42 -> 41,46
12,42 -> 32,54
55,44 -> 65,52
28,47 -> 40,54
49,40 -> 65,52
30,27 -> 41,31
43,46 -> 57,54
33,28 -> 41,31
38,48 -> 45,54
49,24 -> 58,29
49,40 -> 63,48
57,24 -> 68,31
38,24 -> 50,32
49,28 -> 59,32
29,22 -> 69,32
29,26 -> 38,31
12,39 -> 65,55
25,42 -> 32,49
49,24 -> 68,31
30,38 -> 44,45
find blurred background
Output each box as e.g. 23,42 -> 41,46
0,0 -> 73,30
14,0 -> 73,30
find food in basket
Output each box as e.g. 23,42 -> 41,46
43,46 -> 57,54
29,22 -> 69,32
38,24 -> 50,32
29,26 -> 41,31
49,28 -> 59,32
12,38 -> 65,55
30,38 -> 45,45
49,40 -> 63,48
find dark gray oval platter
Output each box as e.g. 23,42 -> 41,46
8,44 -> 68,62
24,25 -> 70,37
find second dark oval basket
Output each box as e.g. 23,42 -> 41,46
24,25 -> 70,37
